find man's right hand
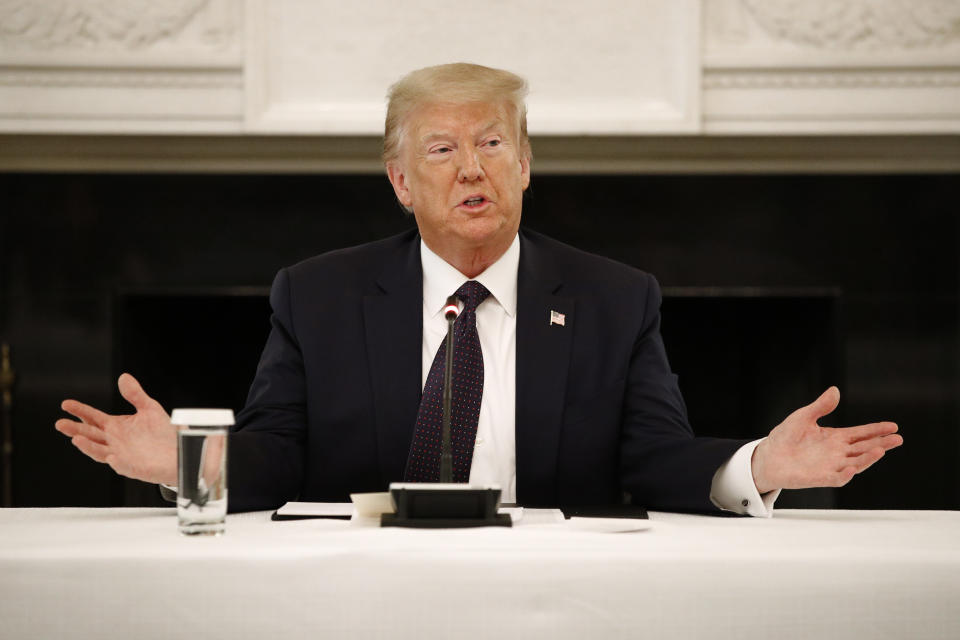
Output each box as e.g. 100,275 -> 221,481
55,373 -> 178,486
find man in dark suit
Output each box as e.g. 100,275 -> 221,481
56,63 -> 902,515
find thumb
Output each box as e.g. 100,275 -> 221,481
117,373 -> 160,413
803,386 -> 840,422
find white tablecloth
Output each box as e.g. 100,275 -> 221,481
1,508 -> 958,639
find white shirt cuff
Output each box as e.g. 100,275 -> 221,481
710,439 -> 780,518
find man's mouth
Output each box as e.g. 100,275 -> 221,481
460,196 -> 487,208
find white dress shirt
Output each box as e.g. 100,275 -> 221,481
421,235 -> 519,501
420,234 -> 779,515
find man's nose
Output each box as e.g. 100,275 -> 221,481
457,149 -> 484,182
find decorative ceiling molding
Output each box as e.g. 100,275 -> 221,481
705,69 -> 960,89
741,0 -> 960,50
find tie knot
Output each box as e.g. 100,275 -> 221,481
455,280 -> 490,313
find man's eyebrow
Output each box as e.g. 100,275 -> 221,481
419,131 -> 454,144
418,121 -> 506,145
477,120 -> 505,135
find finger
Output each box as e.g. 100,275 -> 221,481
55,418 -> 108,445
71,435 -> 111,464
803,386 -> 840,422
117,373 -> 161,413
845,433 -> 903,458
842,447 -> 885,475
55,418 -> 81,437
61,399 -> 110,426
859,433 -> 903,453
844,421 -> 899,444
881,433 -> 904,450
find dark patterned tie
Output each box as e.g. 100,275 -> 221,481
404,280 -> 491,483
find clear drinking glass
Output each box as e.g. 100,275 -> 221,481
171,408 -> 233,536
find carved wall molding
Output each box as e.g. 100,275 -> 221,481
245,0 -> 701,135
741,0 -> 960,51
1,1 -> 959,138
0,0 -> 242,132
0,68 -> 240,88
705,69 -> 960,90
0,0 -> 237,54
703,0 -> 960,133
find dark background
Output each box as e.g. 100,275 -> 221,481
1,172 -> 956,510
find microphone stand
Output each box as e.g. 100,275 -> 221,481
382,296 -> 511,528
439,297 -> 456,483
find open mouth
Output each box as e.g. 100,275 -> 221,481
461,196 -> 487,207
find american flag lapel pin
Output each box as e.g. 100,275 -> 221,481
549,310 -> 566,326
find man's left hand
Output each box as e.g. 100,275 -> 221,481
751,387 -> 903,494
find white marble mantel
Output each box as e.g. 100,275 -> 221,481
1,0 -> 959,171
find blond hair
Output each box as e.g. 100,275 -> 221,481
382,62 -> 530,165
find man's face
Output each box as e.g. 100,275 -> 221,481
386,100 -> 531,263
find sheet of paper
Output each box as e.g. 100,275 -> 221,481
506,508 -> 567,525
498,507 -> 523,523
567,516 -> 652,533
349,492 -> 395,517
276,502 -> 354,518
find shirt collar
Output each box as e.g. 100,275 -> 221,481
421,233 -> 519,318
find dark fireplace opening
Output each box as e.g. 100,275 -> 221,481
2,172 -> 956,510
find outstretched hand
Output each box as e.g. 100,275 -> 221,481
55,373 -> 178,486
751,387 -> 903,494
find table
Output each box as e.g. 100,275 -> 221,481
1,508 -> 958,639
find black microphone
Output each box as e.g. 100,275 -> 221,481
380,291 -> 510,527
440,295 -> 460,483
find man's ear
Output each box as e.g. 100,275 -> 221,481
520,152 -> 531,192
386,162 -> 413,208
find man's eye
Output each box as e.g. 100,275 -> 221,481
431,146 -> 451,154
486,139 -> 501,147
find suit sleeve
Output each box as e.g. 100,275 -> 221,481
227,268 -> 307,512
618,274 -> 749,513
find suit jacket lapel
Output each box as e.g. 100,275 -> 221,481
516,231 -> 574,506
363,233 -> 423,486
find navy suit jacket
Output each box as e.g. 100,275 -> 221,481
228,227 -> 748,512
